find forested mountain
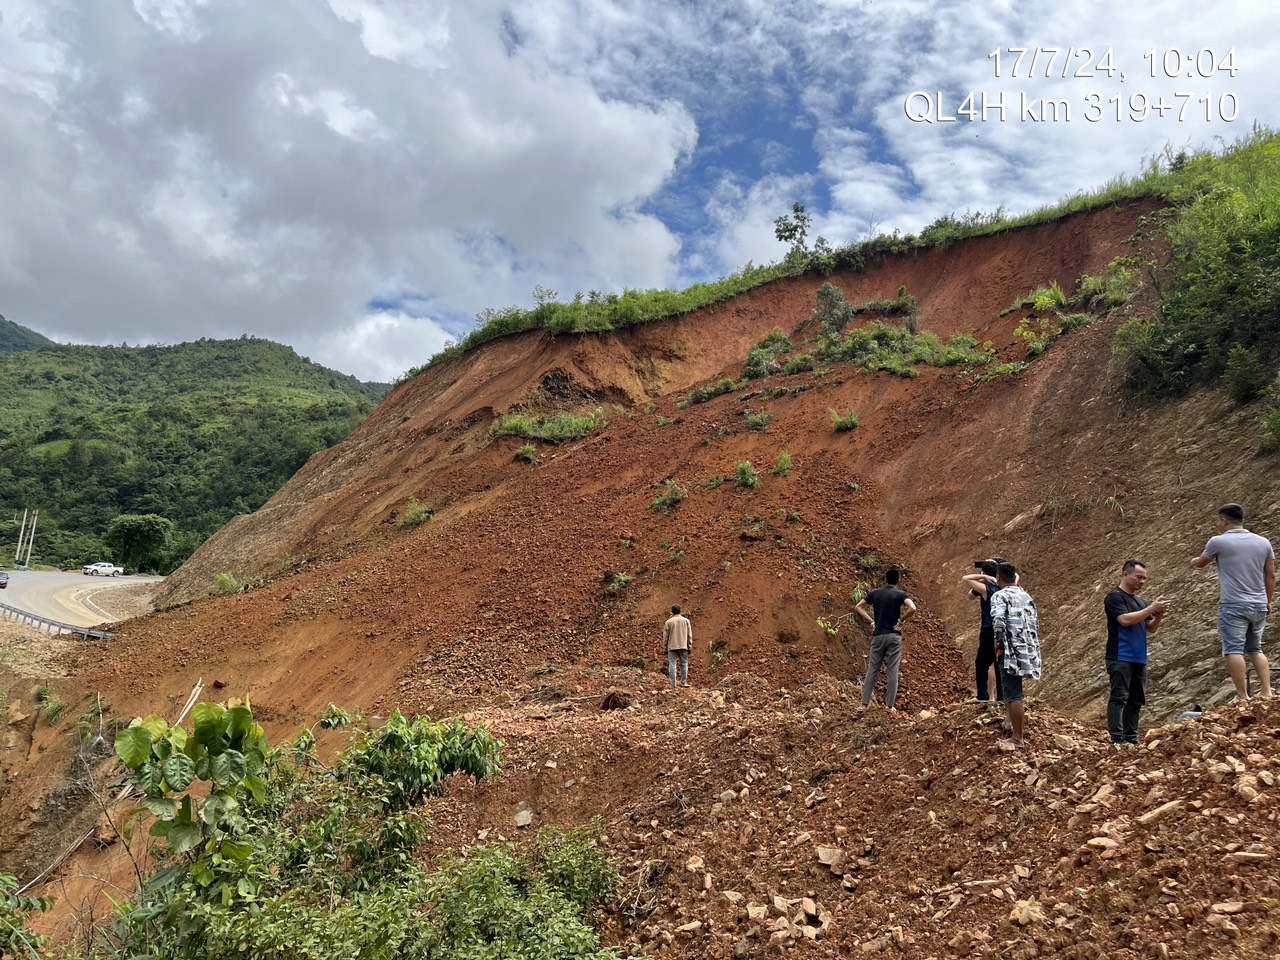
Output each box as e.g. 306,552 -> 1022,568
0,334 -> 386,570
0,317 -> 56,353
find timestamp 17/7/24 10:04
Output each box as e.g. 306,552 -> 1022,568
905,47 -> 1241,125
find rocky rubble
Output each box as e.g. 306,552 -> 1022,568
421,667 -> 1280,959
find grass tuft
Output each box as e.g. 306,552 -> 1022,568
734,461 -> 760,489
829,408 -> 860,432
490,407 -> 606,443
650,479 -> 688,513
397,499 -> 434,528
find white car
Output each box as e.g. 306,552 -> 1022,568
82,562 -> 124,577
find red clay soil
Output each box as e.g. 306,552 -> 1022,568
12,197 -> 1280,953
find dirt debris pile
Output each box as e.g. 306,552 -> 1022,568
421,667 -> 1280,959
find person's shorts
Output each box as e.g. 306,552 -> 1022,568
998,663 -> 1025,702
1219,603 -> 1268,656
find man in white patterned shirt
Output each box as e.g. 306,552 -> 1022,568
990,562 -> 1041,750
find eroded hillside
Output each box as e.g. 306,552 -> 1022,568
120,197 -> 1275,731
9,195 -> 1280,957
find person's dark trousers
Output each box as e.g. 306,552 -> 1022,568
1106,660 -> 1146,744
862,632 -> 902,708
975,630 -> 1003,701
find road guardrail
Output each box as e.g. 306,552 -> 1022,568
0,601 -> 113,640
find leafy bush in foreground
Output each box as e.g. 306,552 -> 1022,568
1,873 -> 47,958
734,461 -> 760,489
98,702 -> 623,960
338,710 -> 502,811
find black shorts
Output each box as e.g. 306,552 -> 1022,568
999,663 -> 1025,702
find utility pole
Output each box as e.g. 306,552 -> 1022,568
23,510 -> 38,567
14,508 -> 28,566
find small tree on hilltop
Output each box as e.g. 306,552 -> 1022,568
774,202 -> 812,261
104,513 -> 174,573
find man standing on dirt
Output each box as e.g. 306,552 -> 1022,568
855,568 -> 916,711
663,605 -> 693,689
1104,560 -> 1169,746
962,559 -> 1003,702
1191,504 -> 1275,700
990,563 -> 1040,749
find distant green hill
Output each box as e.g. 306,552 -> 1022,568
0,317 -> 57,353
0,336 -> 387,571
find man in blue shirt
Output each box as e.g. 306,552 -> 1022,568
1103,560 -> 1169,746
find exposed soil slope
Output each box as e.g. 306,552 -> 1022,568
133,197 -> 1275,727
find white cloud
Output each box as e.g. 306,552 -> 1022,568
0,0 -> 698,379
298,310 -> 453,382
326,0 -> 452,69
0,0 -> 1277,381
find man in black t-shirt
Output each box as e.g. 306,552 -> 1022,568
962,559 -> 1003,701
855,568 -> 917,710
1103,559 -> 1169,746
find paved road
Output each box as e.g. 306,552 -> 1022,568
0,570 -> 162,627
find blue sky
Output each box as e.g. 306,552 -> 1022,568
2,0 -> 1278,379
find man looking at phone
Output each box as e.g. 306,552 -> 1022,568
1104,560 -> 1169,746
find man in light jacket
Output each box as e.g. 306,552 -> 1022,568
664,605 -> 693,689
991,562 -> 1041,749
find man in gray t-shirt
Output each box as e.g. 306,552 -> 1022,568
1192,503 -> 1276,700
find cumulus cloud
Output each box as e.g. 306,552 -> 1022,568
0,0 -> 696,379
0,0 -> 1276,379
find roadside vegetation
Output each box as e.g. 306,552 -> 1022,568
57,700 -> 623,959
